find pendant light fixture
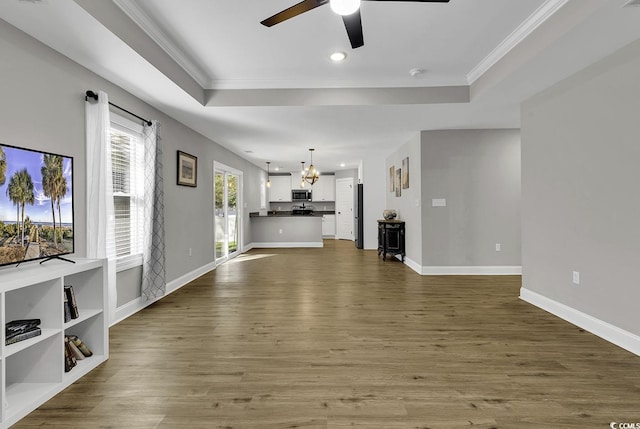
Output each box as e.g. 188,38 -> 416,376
300,161 -> 306,188
266,161 -> 271,188
303,148 -> 320,186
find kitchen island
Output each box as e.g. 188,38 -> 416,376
249,211 -> 333,248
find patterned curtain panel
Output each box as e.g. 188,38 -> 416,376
141,121 -> 166,301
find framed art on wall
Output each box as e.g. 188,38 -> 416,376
402,157 -> 409,189
177,150 -> 197,187
389,166 -> 395,192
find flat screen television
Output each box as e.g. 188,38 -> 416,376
0,143 -> 74,267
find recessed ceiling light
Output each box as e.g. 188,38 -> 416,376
330,52 -> 347,62
274,167 -> 280,171
340,163 -> 346,167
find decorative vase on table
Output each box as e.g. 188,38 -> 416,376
383,209 -> 397,220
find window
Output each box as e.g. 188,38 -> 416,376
110,114 -> 144,270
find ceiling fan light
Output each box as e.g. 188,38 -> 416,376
330,0 -> 360,16
330,51 -> 347,62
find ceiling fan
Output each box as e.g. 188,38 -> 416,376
261,0 -> 450,49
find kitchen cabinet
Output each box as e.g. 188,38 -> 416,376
311,175 -> 335,202
268,175 -> 292,202
291,172 -> 305,190
322,214 -> 336,237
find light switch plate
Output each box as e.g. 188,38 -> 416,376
432,198 -> 446,207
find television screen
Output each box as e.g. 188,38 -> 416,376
0,143 -> 74,267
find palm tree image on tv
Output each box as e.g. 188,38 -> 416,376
6,168 -> 35,247
0,144 -> 73,265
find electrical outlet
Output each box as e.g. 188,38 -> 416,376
495,243 -> 501,252
572,271 -> 580,285
279,229 -> 283,234
188,248 -> 192,257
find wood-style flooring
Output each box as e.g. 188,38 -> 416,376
15,240 -> 640,428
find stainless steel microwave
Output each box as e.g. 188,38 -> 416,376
292,189 -> 311,201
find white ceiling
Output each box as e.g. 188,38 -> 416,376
2,0 -> 640,173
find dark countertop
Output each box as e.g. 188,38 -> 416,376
249,211 -> 335,218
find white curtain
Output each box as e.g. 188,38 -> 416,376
141,121 -> 166,301
85,90 -> 117,324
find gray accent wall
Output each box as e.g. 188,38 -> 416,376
521,39 -> 640,336
0,19 -> 263,307
420,130 -> 521,268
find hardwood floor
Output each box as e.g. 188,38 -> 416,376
15,240 -> 640,428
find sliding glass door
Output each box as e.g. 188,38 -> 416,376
214,162 -> 242,264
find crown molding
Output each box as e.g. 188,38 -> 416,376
112,0 -> 210,89
467,0 -> 569,84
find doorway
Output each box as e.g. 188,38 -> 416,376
214,162 -> 243,265
335,178 -> 354,240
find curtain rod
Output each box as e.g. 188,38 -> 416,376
85,90 -> 152,126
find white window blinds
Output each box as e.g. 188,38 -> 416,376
110,115 -> 144,259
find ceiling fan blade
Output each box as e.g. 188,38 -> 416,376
261,0 -> 328,27
342,10 -> 364,49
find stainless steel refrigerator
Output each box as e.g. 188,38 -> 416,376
355,183 -> 364,249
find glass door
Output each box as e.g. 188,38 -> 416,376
227,173 -> 239,255
214,162 -> 242,265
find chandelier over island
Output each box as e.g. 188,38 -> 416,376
302,148 -> 320,186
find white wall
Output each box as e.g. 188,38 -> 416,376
521,39 -> 640,343
386,134 -> 422,267
362,153 -> 387,249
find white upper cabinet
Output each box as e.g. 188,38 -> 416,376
268,175 -> 292,202
291,172 -> 305,190
311,175 -> 336,202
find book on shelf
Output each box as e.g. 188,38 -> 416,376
68,334 -> 93,357
64,292 -> 72,323
6,327 -> 42,345
67,339 -> 85,360
64,285 -> 80,319
64,336 -> 77,372
6,318 -> 41,338
6,319 -> 42,345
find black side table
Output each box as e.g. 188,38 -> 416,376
377,220 -> 405,262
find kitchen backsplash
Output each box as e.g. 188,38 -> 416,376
268,202 -> 335,212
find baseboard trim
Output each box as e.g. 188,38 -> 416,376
403,257 -> 423,274
520,287 -> 640,356
249,242 -> 323,248
112,261 -> 216,326
394,256 -> 521,276
419,265 -> 522,275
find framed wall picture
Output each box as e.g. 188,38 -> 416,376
395,168 -> 402,197
177,150 -> 197,187
402,157 -> 409,189
389,166 -> 395,192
